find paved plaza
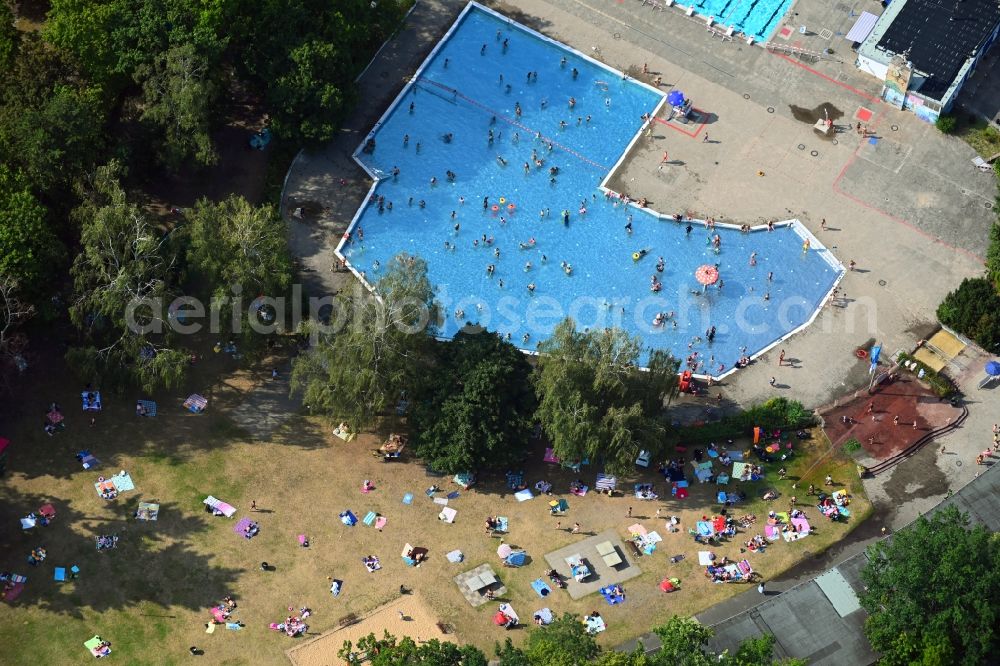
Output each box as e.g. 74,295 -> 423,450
542,529 -> 642,600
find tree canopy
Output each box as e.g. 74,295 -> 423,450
68,162 -> 188,391
411,330 -> 537,473
860,505 -> 1000,665
533,320 -> 678,474
290,253 -> 438,429
0,166 -> 64,299
339,632 -> 488,666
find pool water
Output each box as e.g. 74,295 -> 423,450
689,0 -> 792,42
344,4 -> 840,374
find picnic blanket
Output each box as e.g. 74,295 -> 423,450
595,473 -> 616,491
332,423 -> 355,441
362,511 -> 378,526
693,467 -> 713,483
85,635 -> 111,658
20,516 -> 36,529
82,391 -> 102,411
698,551 -> 715,565
1,581 -> 25,602
453,473 -> 474,488
765,525 -> 781,541
791,517 -> 811,534
183,394 -> 207,413
733,462 -> 752,481
782,528 -> 808,542
494,516 -> 509,532
204,496 -> 236,517
533,607 -> 553,625
234,517 -> 258,538
498,603 -> 519,625
374,516 -> 387,530
549,498 -> 569,513
531,579 -> 552,598
433,497 -> 449,506
627,523 -> 647,536
95,480 -> 117,500
584,614 -> 606,634
696,521 -> 714,537
111,472 -> 134,493
438,506 -> 457,523
78,452 -> 100,469
535,480 -> 552,494
136,400 -> 157,417
514,489 -> 533,502
363,556 -> 381,572
402,493 -> 414,505
506,471 -> 524,489
543,448 -> 560,464
600,585 -> 625,605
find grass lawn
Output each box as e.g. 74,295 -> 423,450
0,351 -> 870,664
957,118 -> 1000,161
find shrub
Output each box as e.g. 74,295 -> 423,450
896,352 -> 956,398
987,224 -> 1000,288
842,438 -> 862,453
936,277 -> 1000,350
672,397 -> 815,444
935,115 -> 957,134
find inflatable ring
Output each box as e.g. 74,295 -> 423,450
855,349 -> 868,359
491,205 -> 500,212
507,203 -> 516,210
499,197 -> 506,204
632,252 -> 641,261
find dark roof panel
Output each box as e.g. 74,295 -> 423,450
877,0 -> 1000,100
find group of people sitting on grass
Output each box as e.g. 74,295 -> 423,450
96,534 -> 119,551
243,521 -> 260,539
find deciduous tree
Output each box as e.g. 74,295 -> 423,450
339,633 -> 487,666
291,253 -> 437,429
411,331 -> 536,473
860,505 -> 1000,665
0,166 -> 64,299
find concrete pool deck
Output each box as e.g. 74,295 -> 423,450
282,0 -> 995,411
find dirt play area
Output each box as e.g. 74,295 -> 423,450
821,374 -> 963,461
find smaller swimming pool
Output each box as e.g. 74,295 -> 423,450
687,0 -> 791,42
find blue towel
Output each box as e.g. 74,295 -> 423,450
530,579 -> 552,597
362,511 -> 377,526
447,491 -> 459,500
402,493 -> 414,505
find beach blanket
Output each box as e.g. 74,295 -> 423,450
595,473 -> 616,491
374,517 -> 387,530
665,467 -> 685,482
584,615 -> 606,634
716,474 -> 730,485
535,481 -> 552,494
838,506 -> 850,517
137,400 -> 157,417
1,573 -> 27,584
732,462 -> 752,480
205,622 -> 216,634
433,497 -> 449,506
543,448 -> 560,464
698,551 -> 714,565
775,512 -> 790,523
531,579 -> 552,598
2,582 -> 25,602
79,452 -> 100,469
204,496 -> 236,517
693,467 -> 713,483
446,550 -> 463,563
332,424 -> 355,442
627,523 -> 647,536
211,607 -> 227,623
81,391 -> 102,411
696,521 -> 714,537
54,567 -> 67,581
713,516 -> 727,533
85,635 -> 111,658
729,451 -> 744,460
226,622 -> 243,631
362,511 -> 377,526
438,506 -> 457,523
495,516 -> 508,532
111,472 -> 134,493
363,556 -> 381,572
447,491 -> 460,499
340,510 -> 357,526
183,394 -> 207,413
506,471 -> 524,489
791,517 -> 811,534
453,473 -> 474,488
95,480 -> 117,499
738,559 -> 753,575
234,517 -> 254,536
402,493 -> 413,505
514,489 -> 533,502
600,585 -> 625,605
570,484 -> 589,496
534,607 -> 553,625
765,525 -> 781,541
20,516 -> 36,529
782,528 -> 808,542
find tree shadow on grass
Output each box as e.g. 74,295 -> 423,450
0,491 -> 239,616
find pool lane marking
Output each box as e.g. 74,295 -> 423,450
415,77 -> 612,172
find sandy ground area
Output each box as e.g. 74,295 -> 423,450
287,595 -> 449,665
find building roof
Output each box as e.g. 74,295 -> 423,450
876,0 -> 1000,101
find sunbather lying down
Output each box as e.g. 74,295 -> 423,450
363,555 -> 381,572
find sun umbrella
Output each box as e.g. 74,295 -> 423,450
667,90 -> 686,106
986,361 -> 1000,376
497,543 -> 513,559
695,265 -> 719,286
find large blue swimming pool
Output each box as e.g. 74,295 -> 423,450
344,4 -> 840,375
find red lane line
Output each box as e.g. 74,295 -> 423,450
415,78 -> 610,171
768,51 -> 881,104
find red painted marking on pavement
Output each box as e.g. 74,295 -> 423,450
769,52 -> 881,104
653,108 -> 708,138
766,54 -> 983,262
